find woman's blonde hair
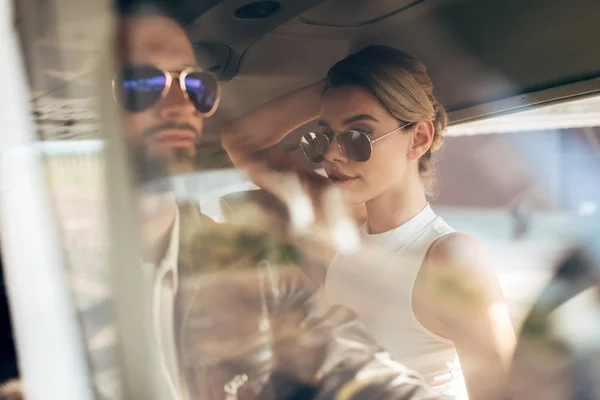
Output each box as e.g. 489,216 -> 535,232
325,45 -> 447,196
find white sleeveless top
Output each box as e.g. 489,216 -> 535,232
324,204 -> 468,398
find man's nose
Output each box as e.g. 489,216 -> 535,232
157,80 -> 197,119
324,136 -> 348,164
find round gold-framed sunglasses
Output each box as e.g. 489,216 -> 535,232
300,122 -> 414,163
112,64 -> 221,116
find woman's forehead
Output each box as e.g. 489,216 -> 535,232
321,86 -> 388,124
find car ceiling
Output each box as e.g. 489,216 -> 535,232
18,0 -> 600,169
191,0 -> 600,147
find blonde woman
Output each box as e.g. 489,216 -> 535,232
222,45 -> 515,399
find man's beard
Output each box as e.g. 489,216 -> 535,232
133,145 -> 197,194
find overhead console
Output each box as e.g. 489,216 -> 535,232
300,0 -> 424,28
186,0 -> 332,81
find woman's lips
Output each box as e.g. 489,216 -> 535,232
328,172 -> 359,186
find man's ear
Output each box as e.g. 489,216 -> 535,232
407,120 -> 435,161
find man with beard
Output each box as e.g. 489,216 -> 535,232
90,2 -> 444,399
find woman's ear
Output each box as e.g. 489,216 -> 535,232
407,120 -> 435,160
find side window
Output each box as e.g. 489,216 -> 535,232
439,95 -> 600,327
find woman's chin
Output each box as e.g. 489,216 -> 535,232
339,190 -> 369,207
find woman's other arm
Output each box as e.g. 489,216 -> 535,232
416,233 -> 516,399
222,81 -> 329,204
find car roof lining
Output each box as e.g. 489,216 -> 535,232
180,0 -> 600,166
190,0 -> 600,125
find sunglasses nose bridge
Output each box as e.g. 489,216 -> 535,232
323,134 -> 349,163
158,76 -> 197,117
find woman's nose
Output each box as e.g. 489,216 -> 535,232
324,136 -> 348,164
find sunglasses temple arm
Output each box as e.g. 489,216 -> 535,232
370,122 -> 413,144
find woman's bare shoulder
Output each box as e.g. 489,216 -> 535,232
425,232 -> 489,274
420,232 -> 503,307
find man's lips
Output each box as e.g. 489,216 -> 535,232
149,130 -> 195,148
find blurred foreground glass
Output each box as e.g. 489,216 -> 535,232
8,0 -> 600,398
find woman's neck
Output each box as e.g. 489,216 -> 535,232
365,175 -> 427,234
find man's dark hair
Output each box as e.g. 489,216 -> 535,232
115,0 -> 221,25
114,0 -> 183,23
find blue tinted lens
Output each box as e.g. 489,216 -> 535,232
118,66 -> 167,112
184,72 -> 218,114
